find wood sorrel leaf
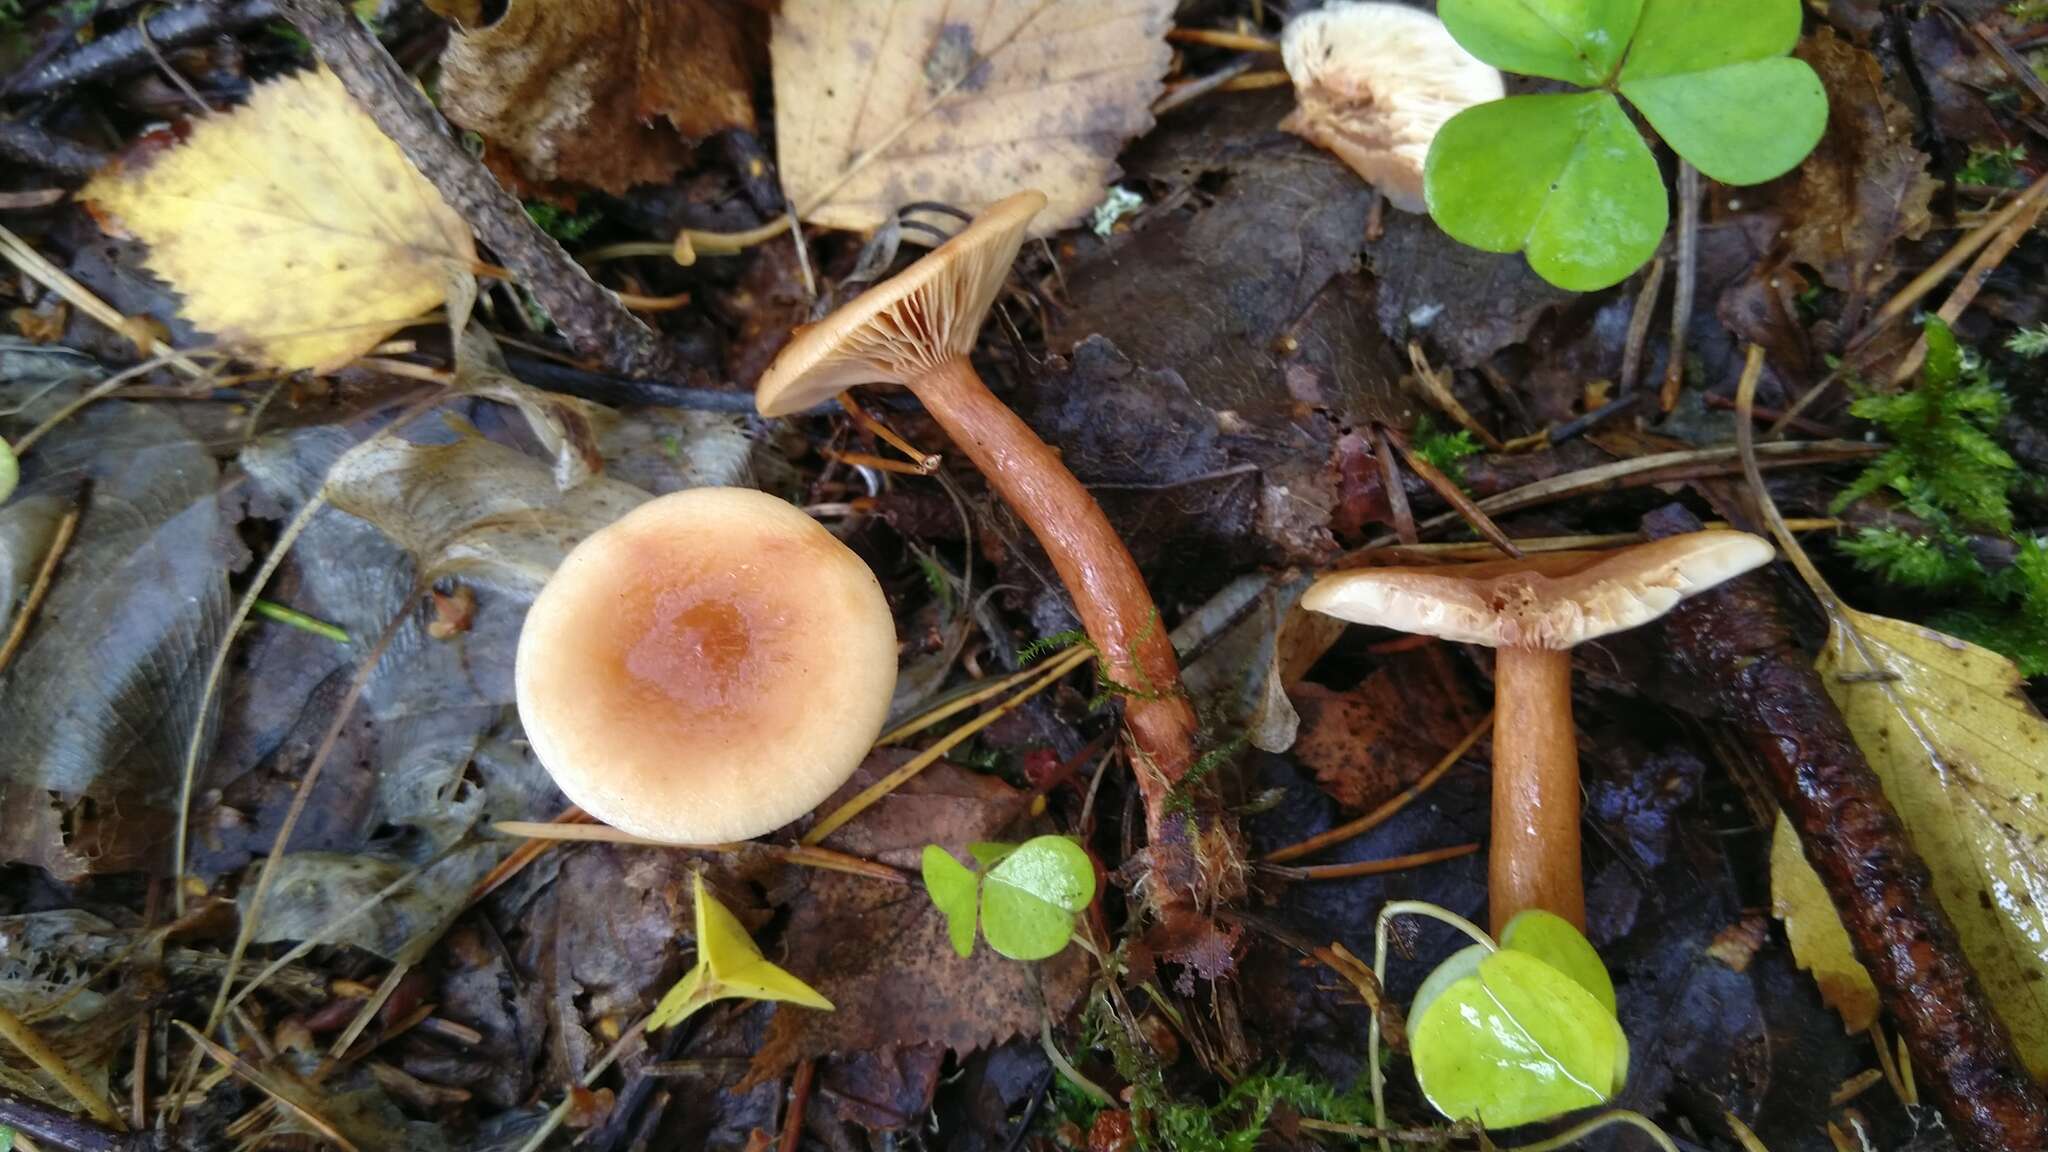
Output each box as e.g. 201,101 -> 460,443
1498,909 -> 1616,1015
1615,0 -> 1825,185
1438,0 -> 1643,87
979,835 -> 1095,961
1424,92 -> 1665,292
1410,949 -> 1628,1129
921,845 -> 982,958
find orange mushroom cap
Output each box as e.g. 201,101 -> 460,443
754,190 -> 1047,417
1300,530 -> 1774,649
515,487 -> 897,844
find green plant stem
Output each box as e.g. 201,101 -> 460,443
250,599 -> 350,643
1369,901 -> 1497,1152
1042,1017 -> 1114,1107
1505,1109 -> 1679,1152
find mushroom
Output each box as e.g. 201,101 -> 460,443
1300,531 -> 1773,932
515,486 -> 897,844
757,191 -> 1223,909
1278,1 -> 1503,213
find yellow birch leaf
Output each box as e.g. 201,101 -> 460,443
648,875 -> 833,1031
81,67 -> 475,372
1770,813 -> 1879,1031
1800,607 -> 2048,1077
771,0 -> 1175,237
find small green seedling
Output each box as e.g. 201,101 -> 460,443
921,835 -> 1096,961
647,874 -> 833,1030
1424,0 -> 1828,291
1367,902 -> 1662,1149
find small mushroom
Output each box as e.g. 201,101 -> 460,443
1300,531 -> 1773,932
1278,1 -> 1503,213
757,192 -> 1218,905
515,487 -> 897,844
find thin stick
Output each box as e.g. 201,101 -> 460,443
488,823 -> 911,884
1406,341 -> 1502,450
1265,712 -> 1492,862
1214,70 -> 1289,91
1619,254 -> 1667,396
467,806 -> 586,903
804,645 -> 1093,844
1888,183 -> 2048,385
1384,429 -> 1521,558
671,216 -> 795,266
1153,57 -> 1258,115
0,1004 -> 125,1129
1166,26 -> 1279,52
175,1024 -> 358,1152
0,505 -> 79,677
0,225 -> 208,377
1263,841 -> 1479,880
837,392 -> 940,472
10,355 -> 186,455
1662,162 -> 1700,412
776,1059 -> 816,1152
1366,519 -> 1838,563
879,653 -> 1082,746
1372,424 -> 1418,546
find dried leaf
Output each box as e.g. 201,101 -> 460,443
80,68 -> 475,371
1795,609 -> 2048,1076
1771,815 -> 1879,1031
1288,645 -> 1483,810
1778,29 -> 1935,299
436,0 -> 761,193
323,434 -> 648,597
772,0 -> 1174,235
0,494 -> 61,623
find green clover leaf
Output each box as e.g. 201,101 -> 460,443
1425,92 -> 1666,292
1408,912 -> 1628,1129
1425,0 -> 1825,291
1438,0 -> 1643,86
918,835 -> 1096,961
0,439 -> 14,505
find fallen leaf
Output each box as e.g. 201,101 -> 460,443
772,0 -> 1174,235
1771,815 -> 1879,1031
1288,644 -> 1483,811
323,434 -> 648,596
80,67 -> 475,371
1705,914 -> 1768,973
435,0 -> 762,193
649,874 -> 834,1030
1792,610 -> 2048,1076
1777,29 -> 1936,303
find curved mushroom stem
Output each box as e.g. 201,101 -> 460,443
1490,645 -> 1583,935
912,357 -> 1227,897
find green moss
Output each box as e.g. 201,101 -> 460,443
1410,415 -> 1483,484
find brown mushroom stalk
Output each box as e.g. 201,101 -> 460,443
757,192 -> 1226,911
1301,531 -> 1774,934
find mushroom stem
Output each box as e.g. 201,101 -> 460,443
912,356 -> 1202,822
1490,645 -> 1582,935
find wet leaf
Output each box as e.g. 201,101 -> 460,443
0,439 -> 14,505
1425,92 -> 1666,292
1800,609 -> 2048,1077
0,495 -> 61,626
1410,939 -> 1628,1128
0,397 -> 230,879
979,836 -> 1095,961
435,0 -> 761,193
80,68 -> 475,371
1770,816 -> 1879,1031
648,874 -> 833,1030
1438,0 -> 1641,87
922,846 -> 980,958
1499,909 -> 1615,1015
772,0 -> 1174,236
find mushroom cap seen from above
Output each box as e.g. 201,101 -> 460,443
1278,1 -> 1503,213
515,487 -> 898,845
1300,530 -> 1774,650
754,189 -> 1047,417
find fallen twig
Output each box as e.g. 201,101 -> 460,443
0,119 -> 107,178
1661,162 -> 1700,412
0,502 -> 79,678
9,0 -> 275,95
1260,841 -> 1479,881
1266,711 -> 1491,863
272,0 -> 674,377
0,1003 -> 126,1130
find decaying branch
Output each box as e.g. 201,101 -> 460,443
8,0 -> 276,96
272,0 -> 676,378
1645,504 -> 2048,1152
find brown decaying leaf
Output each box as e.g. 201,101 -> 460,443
1287,645 -> 1482,811
435,0 -> 761,194
773,0 -> 1174,236
745,759 -> 1088,1083
1778,29 -> 1936,305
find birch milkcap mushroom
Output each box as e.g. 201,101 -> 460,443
515,487 -> 897,845
1278,1 -> 1503,213
1300,530 -> 1774,933
757,191 -> 1225,911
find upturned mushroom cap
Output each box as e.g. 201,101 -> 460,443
755,190 -> 1047,417
1300,530 -> 1773,649
515,487 -> 897,844
1278,1 -> 1503,213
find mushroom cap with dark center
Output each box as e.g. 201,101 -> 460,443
515,487 -> 898,844
1300,530 -> 1774,649
754,190 -> 1047,417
